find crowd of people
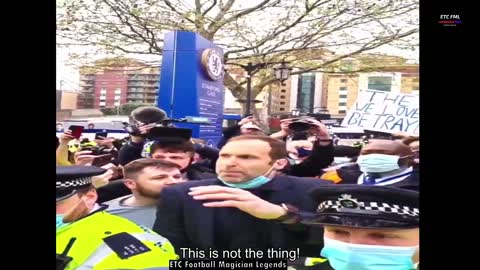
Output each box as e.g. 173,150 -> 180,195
56,106 -> 420,270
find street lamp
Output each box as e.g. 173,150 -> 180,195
232,61 -> 291,116
291,109 -> 301,117
313,107 -> 329,114
273,61 -> 291,82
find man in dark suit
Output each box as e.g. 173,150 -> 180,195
193,185 -> 419,270
320,139 -> 419,191
153,135 -> 332,259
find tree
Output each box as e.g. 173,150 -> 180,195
57,0 -> 419,112
100,107 -> 116,115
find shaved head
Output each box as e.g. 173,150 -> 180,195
361,140 -> 413,156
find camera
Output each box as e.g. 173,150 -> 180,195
124,106 -> 177,136
288,117 -> 316,132
288,121 -> 312,132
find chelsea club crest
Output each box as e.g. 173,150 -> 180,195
201,49 -> 224,81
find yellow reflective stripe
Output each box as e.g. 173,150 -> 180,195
76,243 -> 113,270
305,257 -> 328,266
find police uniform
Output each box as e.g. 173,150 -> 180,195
303,184 -> 419,229
56,166 -> 178,270
289,185 -> 419,270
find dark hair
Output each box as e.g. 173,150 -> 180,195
227,135 -> 288,161
123,158 -> 181,180
150,141 -> 195,156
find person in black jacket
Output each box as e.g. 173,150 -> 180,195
150,141 -> 217,180
118,123 -> 218,180
153,135 -> 332,262
320,139 -> 419,191
271,117 -> 335,178
198,184 -> 419,270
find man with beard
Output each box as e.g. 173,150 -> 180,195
105,158 -> 185,228
56,166 -> 177,269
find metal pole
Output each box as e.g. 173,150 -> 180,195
267,84 -> 272,115
245,62 -> 253,116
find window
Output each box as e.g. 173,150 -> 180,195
339,110 -> 347,114
281,89 -> 286,93
339,87 -> 347,91
340,79 -> 347,83
297,73 -> 315,113
279,108 -> 285,111
100,96 -> 106,100
338,102 -> 347,106
280,95 -> 286,99
339,94 -> 348,99
100,88 -> 106,94
114,101 -> 120,106
280,101 -> 285,105
115,88 -> 122,94
99,101 -> 106,106
114,96 -> 120,100
368,76 -> 392,92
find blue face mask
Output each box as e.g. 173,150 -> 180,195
56,196 -> 87,230
56,214 -> 70,230
357,154 -> 401,173
297,147 -> 312,158
321,237 -> 417,270
218,165 -> 275,189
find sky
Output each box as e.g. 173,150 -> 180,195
56,0 -> 419,91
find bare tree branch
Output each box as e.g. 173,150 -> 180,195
57,0 -> 419,103
163,0 -> 195,24
249,28 -> 418,94
202,0 -> 217,16
207,0 -> 274,35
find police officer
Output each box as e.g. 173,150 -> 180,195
190,184 -> 419,270
299,185 -> 419,270
56,166 -> 177,270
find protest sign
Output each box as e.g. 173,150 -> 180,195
341,90 -> 419,135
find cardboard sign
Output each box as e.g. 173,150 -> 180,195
341,90 -> 419,135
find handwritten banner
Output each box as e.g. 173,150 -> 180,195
341,90 -> 419,135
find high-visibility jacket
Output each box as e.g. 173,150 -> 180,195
56,210 -> 177,269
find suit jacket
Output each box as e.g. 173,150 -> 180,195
337,164 -> 420,191
185,163 -> 217,180
153,175 -> 332,258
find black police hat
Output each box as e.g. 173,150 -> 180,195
302,185 -> 419,229
147,126 -> 192,142
56,166 -> 106,202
